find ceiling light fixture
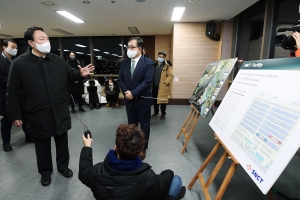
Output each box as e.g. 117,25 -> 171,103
64,49 -> 69,51
0,33 -> 13,37
93,49 -> 100,51
40,1 -> 56,6
75,44 -> 87,47
103,52 -> 110,54
128,27 -> 140,34
76,52 -> 84,54
119,44 -> 122,46
171,7 -> 186,21
50,28 -> 73,35
56,11 -> 85,23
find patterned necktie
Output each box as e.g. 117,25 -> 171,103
131,59 -> 135,77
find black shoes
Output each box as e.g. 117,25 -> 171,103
71,107 -> 76,113
59,168 -> 73,178
79,107 -> 85,112
3,143 -> 12,151
41,175 -> 51,186
96,103 -> 100,109
40,168 -> 72,186
151,113 -> 158,118
160,114 -> 166,120
89,105 -> 94,110
177,186 -> 186,199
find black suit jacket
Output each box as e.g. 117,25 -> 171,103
0,52 -> 12,115
118,56 -> 154,108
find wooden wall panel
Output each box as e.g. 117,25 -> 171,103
172,23 -> 221,99
217,21 -> 234,101
155,35 -> 171,61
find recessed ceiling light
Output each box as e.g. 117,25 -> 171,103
41,1 -> 56,6
171,7 -> 185,21
75,44 -> 87,47
50,28 -> 73,35
64,49 -> 69,51
93,49 -> 100,51
103,52 -> 110,54
128,27 -> 140,34
119,44 -> 122,46
87,54 -> 91,55
56,11 -> 85,23
76,52 -> 84,54
118,56 -> 122,57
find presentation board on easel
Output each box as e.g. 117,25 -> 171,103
209,57 -> 300,194
190,58 -> 237,118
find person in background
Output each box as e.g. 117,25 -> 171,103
79,124 -> 186,200
105,77 -> 120,107
118,37 -> 154,160
83,76 -> 102,110
0,39 -> 33,152
152,51 -> 174,120
67,51 -> 85,113
6,26 -> 94,186
142,47 -> 150,59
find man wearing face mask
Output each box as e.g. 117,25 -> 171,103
118,37 -> 154,160
0,39 -> 33,152
152,51 -> 174,120
6,26 -> 94,186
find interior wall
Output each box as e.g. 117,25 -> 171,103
0,39 -> 2,50
155,35 -> 171,61
172,23 -> 221,99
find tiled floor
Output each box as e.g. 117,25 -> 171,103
0,105 -> 299,199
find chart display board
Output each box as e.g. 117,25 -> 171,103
190,58 -> 237,118
209,57 -> 300,194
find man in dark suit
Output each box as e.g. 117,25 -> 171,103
0,39 -> 32,152
118,37 -> 154,160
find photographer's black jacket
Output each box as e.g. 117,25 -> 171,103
79,147 -> 174,200
7,49 -> 81,138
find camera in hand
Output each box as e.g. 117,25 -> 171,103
275,25 -> 300,50
84,129 -> 92,139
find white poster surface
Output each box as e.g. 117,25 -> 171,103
209,57 -> 300,194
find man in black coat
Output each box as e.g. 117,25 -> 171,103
6,26 -> 94,186
0,38 -> 32,152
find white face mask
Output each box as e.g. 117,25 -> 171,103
127,49 -> 137,58
109,83 -> 113,85
158,57 -> 164,62
35,41 -> 51,54
5,48 -> 18,56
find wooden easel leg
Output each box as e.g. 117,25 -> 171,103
188,141 -> 221,189
205,151 -> 228,188
267,190 -> 274,200
211,108 -> 215,116
215,161 -> 238,200
181,112 -> 200,154
176,108 -> 194,139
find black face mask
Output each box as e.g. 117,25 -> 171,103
70,57 -> 76,60
89,80 -> 95,86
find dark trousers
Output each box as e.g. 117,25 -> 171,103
106,95 -> 118,103
126,105 -> 151,149
89,92 -> 100,105
34,132 -> 70,176
1,112 -> 30,144
70,94 -> 82,108
152,86 -> 167,115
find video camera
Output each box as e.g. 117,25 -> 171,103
275,24 -> 300,50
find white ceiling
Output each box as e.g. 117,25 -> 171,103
0,0 -> 259,38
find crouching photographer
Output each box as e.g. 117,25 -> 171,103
79,124 -> 186,200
